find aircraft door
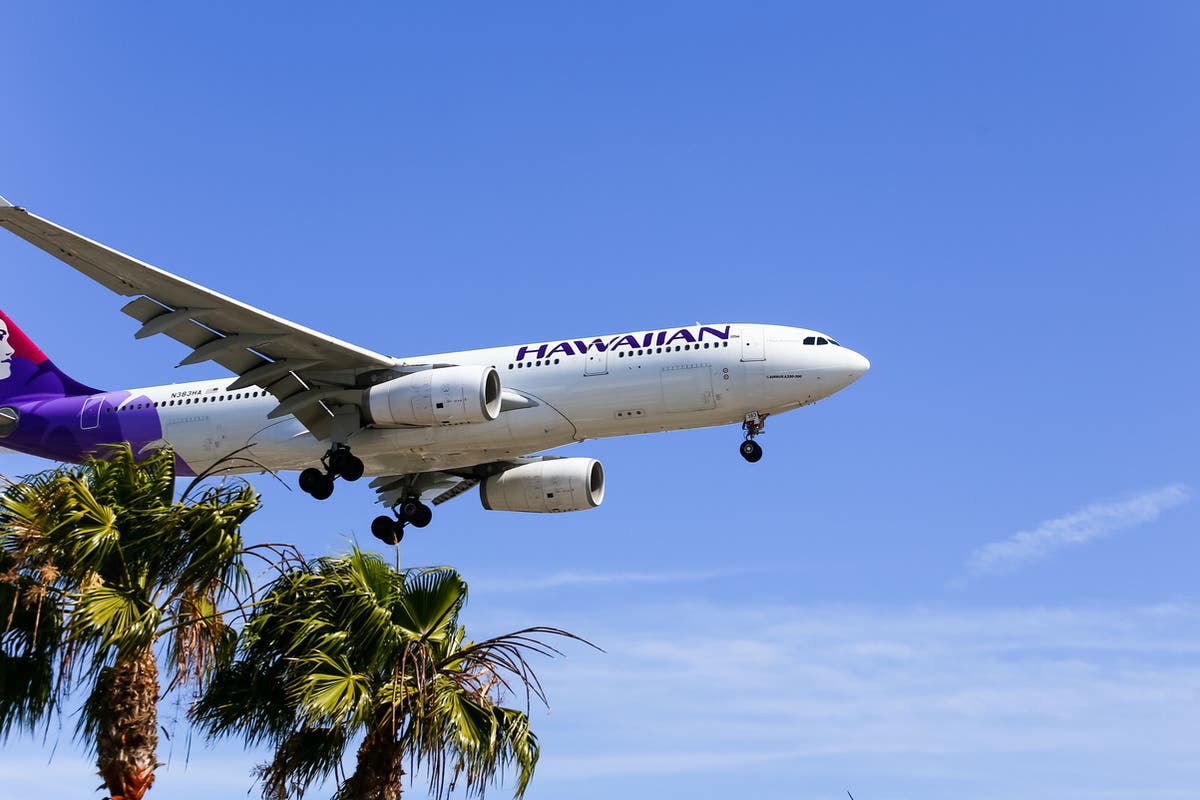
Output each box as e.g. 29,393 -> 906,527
80,396 -> 103,430
740,326 -> 766,361
584,349 -> 609,376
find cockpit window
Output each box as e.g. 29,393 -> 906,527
816,337 -> 829,345
803,336 -> 816,345
828,338 -> 840,346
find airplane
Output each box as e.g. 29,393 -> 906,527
0,195 -> 870,543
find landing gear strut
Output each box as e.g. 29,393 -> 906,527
370,497 -> 434,545
739,412 -> 765,463
299,444 -> 365,500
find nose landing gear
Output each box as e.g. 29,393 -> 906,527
739,412 -> 766,463
370,497 -> 434,544
299,444 -> 365,500
739,439 -> 763,462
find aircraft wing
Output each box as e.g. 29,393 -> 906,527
0,196 -> 399,439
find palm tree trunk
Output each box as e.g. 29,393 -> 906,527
340,722 -> 405,800
95,648 -> 160,800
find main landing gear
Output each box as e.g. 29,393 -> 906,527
299,444 -> 365,500
370,497 -> 433,545
739,412 -> 765,463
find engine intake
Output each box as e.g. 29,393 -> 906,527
364,365 -> 502,427
480,458 -> 605,513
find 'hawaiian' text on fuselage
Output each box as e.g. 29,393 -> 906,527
513,325 -> 731,362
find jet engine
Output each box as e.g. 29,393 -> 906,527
480,458 -> 605,513
364,365 -> 502,427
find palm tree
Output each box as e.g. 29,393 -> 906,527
194,547 -> 587,800
0,444 -> 261,800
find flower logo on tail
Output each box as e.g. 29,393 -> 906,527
0,317 -> 14,381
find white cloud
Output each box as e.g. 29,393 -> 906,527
967,484 -> 1191,574
517,601 -> 1200,799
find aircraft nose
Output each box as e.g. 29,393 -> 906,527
848,349 -> 870,375
840,348 -> 870,386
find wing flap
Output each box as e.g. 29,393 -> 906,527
371,471 -> 480,509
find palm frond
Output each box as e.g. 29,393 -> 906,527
0,547 -> 63,736
73,583 -> 163,655
253,725 -> 346,800
196,549 -> 588,800
0,441 -> 261,778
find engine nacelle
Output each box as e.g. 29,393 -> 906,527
480,458 -> 605,513
364,365 -> 502,427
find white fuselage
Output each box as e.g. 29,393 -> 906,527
104,323 -> 868,476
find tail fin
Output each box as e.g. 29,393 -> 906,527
0,309 -> 100,401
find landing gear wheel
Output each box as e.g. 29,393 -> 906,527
328,448 -> 364,482
371,515 -> 403,544
309,473 -> 335,500
410,503 -> 433,528
299,467 -> 325,494
328,446 -> 350,473
740,439 -> 763,463
339,455 -> 365,482
399,499 -> 433,529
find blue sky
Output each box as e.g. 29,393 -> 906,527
2,3 -> 1198,798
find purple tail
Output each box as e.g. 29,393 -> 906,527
0,309 -> 100,401
0,310 -> 165,467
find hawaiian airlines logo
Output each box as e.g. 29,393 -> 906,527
0,321 -> 10,381
0,311 -> 49,381
512,325 -> 731,362
0,316 -> 13,380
